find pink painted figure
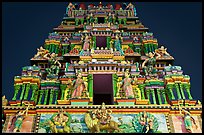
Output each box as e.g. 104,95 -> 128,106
82,35 -> 90,51
71,71 -> 86,98
120,69 -> 137,98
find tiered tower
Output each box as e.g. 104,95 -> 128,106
2,2 -> 202,133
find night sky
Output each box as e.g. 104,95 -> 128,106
2,2 -> 202,101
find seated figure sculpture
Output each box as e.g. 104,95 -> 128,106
49,108 -> 70,133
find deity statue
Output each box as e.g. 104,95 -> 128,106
85,102 -> 121,133
93,102 -> 112,125
43,53 -> 62,76
89,13 -> 95,25
114,35 -> 124,55
82,35 -> 90,51
142,52 -> 161,77
34,46 -> 49,59
106,13 -> 113,24
71,71 -> 87,99
155,46 -> 170,57
2,95 -> 8,106
9,102 -> 30,132
119,69 -> 137,98
179,106 -> 198,133
49,108 -> 70,133
139,111 -> 154,133
66,3 -> 76,17
125,3 -> 137,16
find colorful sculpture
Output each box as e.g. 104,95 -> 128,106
66,3 -> 75,17
44,53 -> 61,76
82,35 -> 90,51
125,3 -> 137,16
142,52 -> 161,77
85,103 -> 121,133
9,102 -> 30,132
48,109 -> 71,133
179,106 -> 198,133
2,2 -> 201,134
70,70 -> 87,98
118,69 -> 137,98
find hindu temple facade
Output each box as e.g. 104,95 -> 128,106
2,2 -> 202,133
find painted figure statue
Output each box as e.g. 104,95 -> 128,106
82,35 -> 90,51
34,46 -> 49,59
119,69 -> 137,98
71,71 -> 87,98
9,102 -> 30,132
66,3 -> 75,17
2,95 -> 8,106
48,108 -> 70,133
142,52 -> 161,77
114,35 -> 124,55
44,53 -> 62,76
179,106 -> 198,133
125,3 -> 137,16
155,46 -> 170,57
139,111 -> 154,133
85,102 -> 121,133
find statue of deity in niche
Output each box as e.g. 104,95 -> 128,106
70,70 -> 88,99
118,69 -> 137,98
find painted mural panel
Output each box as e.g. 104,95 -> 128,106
37,112 -> 170,133
171,115 -> 202,133
5,115 -> 34,133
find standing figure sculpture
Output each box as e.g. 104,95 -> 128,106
114,35 -> 124,55
142,52 -> 161,77
119,69 -> 137,98
179,106 -> 198,133
71,71 -> 86,98
9,102 -> 30,132
82,35 -> 90,51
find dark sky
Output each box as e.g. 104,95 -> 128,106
2,2 -> 202,101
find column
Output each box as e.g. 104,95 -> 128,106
184,84 -> 193,100
146,89 -> 151,104
12,84 -> 21,100
20,84 -> 26,100
175,83 -> 182,100
49,89 -> 54,104
151,89 -> 157,104
38,90 -> 43,105
156,89 -> 162,105
138,84 -> 145,100
55,90 -> 59,104
88,74 -> 93,97
43,89 -> 49,105
23,83 -> 31,100
30,84 -> 38,101
179,83 -> 185,99
166,84 -> 175,100
161,89 -> 168,104
60,84 -> 67,100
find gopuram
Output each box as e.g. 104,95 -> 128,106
2,2 -> 202,133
